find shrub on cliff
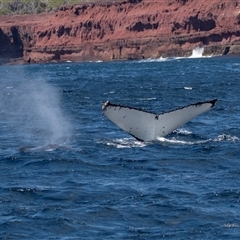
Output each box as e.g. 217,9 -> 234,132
0,0 -> 47,14
0,0 -> 97,15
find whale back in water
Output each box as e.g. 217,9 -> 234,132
19,143 -> 67,153
102,99 -> 217,141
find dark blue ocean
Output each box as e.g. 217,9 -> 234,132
0,56 -> 240,239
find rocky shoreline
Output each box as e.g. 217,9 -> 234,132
0,0 -> 240,64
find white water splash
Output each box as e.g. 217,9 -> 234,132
173,128 -> 193,135
214,134 -> 239,142
138,46 -> 214,63
157,133 -> 239,145
139,56 -> 168,63
102,130 -> 239,147
104,138 -> 147,148
157,136 -> 209,145
189,46 -> 204,58
223,223 -> 239,228
184,86 -> 193,90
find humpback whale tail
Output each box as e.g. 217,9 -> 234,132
102,99 -> 217,142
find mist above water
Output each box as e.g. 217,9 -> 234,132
1,75 -> 72,147
27,79 -> 72,144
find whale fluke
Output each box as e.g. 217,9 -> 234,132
102,99 -> 217,141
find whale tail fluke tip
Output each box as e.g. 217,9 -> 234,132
210,99 -> 218,108
102,100 -> 110,110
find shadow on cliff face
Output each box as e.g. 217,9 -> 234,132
188,16 -> 216,32
0,27 -> 23,64
172,15 -> 216,33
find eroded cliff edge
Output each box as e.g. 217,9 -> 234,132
0,0 -> 240,64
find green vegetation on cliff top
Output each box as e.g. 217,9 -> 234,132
0,0 -> 115,15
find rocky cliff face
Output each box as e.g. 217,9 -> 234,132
0,0 -> 240,64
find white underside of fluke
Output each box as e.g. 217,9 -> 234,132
102,99 -> 217,141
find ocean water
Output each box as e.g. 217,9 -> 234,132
0,56 -> 240,239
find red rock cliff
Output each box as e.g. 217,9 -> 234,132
0,0 -> 240,64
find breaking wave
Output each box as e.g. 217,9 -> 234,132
138,46 -> 213,63
138,56 -> 183,63
189,46 -> 204,58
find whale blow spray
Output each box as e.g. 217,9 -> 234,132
27,79 -> 72,144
